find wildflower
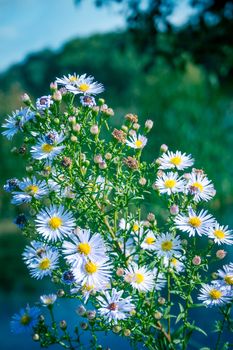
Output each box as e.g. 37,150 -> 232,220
72,257 -> 112,289
67,75 -> 104,95
155,172 -> 185,195
186,171 -> 215,202
61,156 -> 72,168
163,255 -> 185,273
154,233 -> 182,258
125,113 -> 138,123
126,133 -> 147,149
62,229 -> 106,267
157,151 -> 194,170
208,224 -> 233,245
217,265 -> 233,287
97,289 -> 135,323
40,294 -> 57,306
11,177 -> 48,205
174,207 -> 215,237
11,305 -> 40,334
112,128 -> 126,143
27,249 -> 59,280
56,73 -> 82,87
80,95 -> 96,107
22,241 -> 56,265
31,132 -> 65,161
198,282 -> 232,307
141,231 -> 157,250
2,108 -> 35,140
124,264 -> 154,292
36,95 -> 53,110
35,205 -> 76,242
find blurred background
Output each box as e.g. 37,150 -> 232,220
0,0 -> 233,349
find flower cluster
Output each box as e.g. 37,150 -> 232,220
2,73 -> 232,350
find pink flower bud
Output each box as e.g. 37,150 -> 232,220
139,177 -> 147,185
73,123 -> 81,132
53,91 -> 62,101
192,255 -> 201,265
50,82 -> 58,90
21,93 -> 30,103
90,125 -> 99,135
160,144 -> 168,153
94,155 -> 102,164
216,250 -> 227,259
145,119 -> 154,131
170,204 -> 179,215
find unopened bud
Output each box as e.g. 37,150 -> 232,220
139,177 -> 147,186
105,152 -> 112,160
154,311 -> 162,320
21,93 -> 30,103
98,98 -> 105,106
216,249 -> 227,259
54,118 -> 59,124
53,91 -> 62,101
116,268 -> 124,277
192,255 -> 201,265
90,125 -> 99,135
147,213 -> 155,222
57,289 -> 65,297
73,123 -> 81,132
112,325 -> 121,333
145,119 -> 153,131
211,272 -> 218,279
33,334 -> 40,341
170,204 -> 179,215
124,329 -> 131,337
121,125 -> 128,132
68,116 -> 76,123
71,135 -> 77,142
87,310 -> 96,320
158,297 -> 166,305
50,82 -> 58,91
99,161 -> 107,170
94,154 -> 102,164
80,322 -> 88,330
76,305 -> 86,316
59,320 -> 67,330
133,123 -> 140,130
160,144 -> 168,153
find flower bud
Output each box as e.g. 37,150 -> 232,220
87,310 -> 96,320
112,325 -> 121,333
116,268 -> 124,276
192,255 -> 201,265
73,123 -> 81,132
98,98 -> 105,106
211,272 -> 218,279
53,91 -> 62,101
94,154 -> 102,164
147,213 -> 155,222
39,315 -> 45,322
26,166 -> 33,173
99,161 -> 107,170
54,118 -> 59,124
50,82 -> 58,91
216,249 -> 227,259
183,173 -> 191,180
181,239 -> 188,247
21,93 -> 30,103
80,322 -> 88,330
139,177 -> 147,186
68,116 -> 76,123
158,297 -> 166,305
76,305 -> 86,316
32,334 -> 40,341
160,144 -> 168,153
145,119 -> 153,131
125,113 -> 138,123
133,123 -> 140,130
57,289 -> 65,297
143,220 -> 150,227
124,329 -> 131,337
59,320 -> 67,330
71,135 -> 77,142
61,157 -> 72,168
90,125 -> 99,135
152,182 -> 158,190
170,204 -> 179,215
121,125 -> 128,132
157,170 -> 164,177
154,311 -> 162,320
105,152 -> 112,160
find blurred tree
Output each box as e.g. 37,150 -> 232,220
75,0 -> 233,82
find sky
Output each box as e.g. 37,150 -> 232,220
0,0 -> 195,72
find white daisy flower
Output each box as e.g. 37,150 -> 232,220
155,172 -> 185,195
158,151 -> 194,170
28,249 -> 59,279
126,134 -> 147,149
40,294 -> 57,306
62,229 -> 107,267
35,205 -> 76,242
71,282 -> 107,304
124,264 -> 154,292
174,207 -> 215,237
2,108 -> 35,140
56,73 -> 85,87
154,232 -> 182,258
67,75 -> 104,95
36,95 -> 53,111
163,254 -> 185,273
141,231 -> 157,250
198,282 -> 232,307
11,177 -> 48,205
72,257 -> 112,288
22,241 -> 56,265
186,171 -> 215,202
217,265 -> 233,287
31,132 -> 65,161
97,288 -> 135,323
208,224 -> 233,245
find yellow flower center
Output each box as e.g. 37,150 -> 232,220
133,223 -> 139,232
39,257 -> 51,270
135,140 -> 143,148
209,289 -> 222,300
170,156 -> 182,166
135,272 -> 144,284
25,185 -> 39,194
224,275 -> 233,285
20,314 -> 31,325
145,237 -> 155,245
171,258 -> 178,266
213,229 -> 225,239
83,283 -> 94,291
77,242 -> 91,255
188,216 -> 202,228
79,83 -> 90,92
164,179 -> 176,188
192,182 -> 204,192
85,261 -> 98,274
161,240 -> 173,251
48,217 -> 62,230
41,143 -> 54,153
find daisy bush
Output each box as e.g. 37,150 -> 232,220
2,73 -> 233,350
